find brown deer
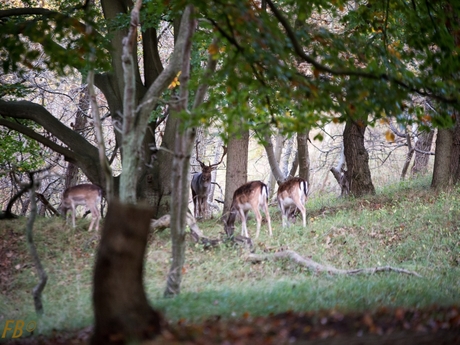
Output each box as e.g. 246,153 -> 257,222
224,180 -> 272,239
277,177 -> 308,228
60,184 -> 102,231
191,143 -> 226,219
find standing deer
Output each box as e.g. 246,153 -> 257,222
60,184 -> 102,231
224,180 -> 273,239
277,177 -> 309,228
191,144 -> 227,219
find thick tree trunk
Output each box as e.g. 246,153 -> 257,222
297,129 -> 310,183
431,128 -> 453,189
450,113 -> 460,184
411,130 -> 434,177
223,128 -> 249,217
64,83 -> 90,189
92,200 -> 162,344
343,120 -> 375,196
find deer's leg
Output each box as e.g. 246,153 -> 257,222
280,203 -> 288,228
71,203 -> 77,228
293,200 -> 306,227
253,208 -> 263,239
239,208 -> 248,237
262,202 -> 272,237
88,205 -> 100,232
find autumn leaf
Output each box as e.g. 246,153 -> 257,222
385,130 -> 395,142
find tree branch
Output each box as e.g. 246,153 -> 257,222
247,249 -> 422,277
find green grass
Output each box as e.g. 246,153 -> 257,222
1,176 -> 459,339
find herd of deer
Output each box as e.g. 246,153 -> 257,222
60,147 -> 309,239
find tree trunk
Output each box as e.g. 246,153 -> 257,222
267,132 -> 284,197
64,83 -> 90,189
263,132 -> 285,198
164,6 -> 196,296
297,129 -> 310,183
209,138 -> 223,205
431,128 -> 453,189
281,136 -> 294,178
411,129 -> 434,176
223,128 -> 249,217
343,120 -> 375,196
450,113 -> 460,184
92,200 -> 162,344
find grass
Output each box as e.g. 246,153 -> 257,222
1,176 -> 459,339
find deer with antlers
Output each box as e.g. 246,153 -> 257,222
277,177 -> 309,228
191,143 -> 227,219
224,180 -> 273,239
60,183 -> 102,231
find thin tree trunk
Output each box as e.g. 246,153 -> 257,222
164,6 -> 197,297
209,138 -> 223,204
263,132 -> 285,198
268,132 -> 284,197
25,174 -> 47,316
281,136 -> 294,177
400,133 -> 414,181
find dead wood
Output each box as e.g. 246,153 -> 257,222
150,213 -> 253,250
247,250 -> 422,277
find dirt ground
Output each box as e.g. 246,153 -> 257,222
4,305 -> 460,344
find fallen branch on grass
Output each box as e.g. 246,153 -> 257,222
150,213 -> 253,249
247,250 -> 422,277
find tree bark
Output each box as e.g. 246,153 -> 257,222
164,5 -> 196,297
411,129 -> 434,177
297,129 -> 310,183
431,128 -> 453,189
223,128 -> 249,217
263,132 -> 285,197
92,200 -> 162,344
64,83 -> 90,189
450,113 -> 460,184
343,120 -> 375,196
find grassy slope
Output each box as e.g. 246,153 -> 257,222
1,176 -> 459,339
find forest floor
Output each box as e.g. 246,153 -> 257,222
2,182 -> 460,344
4,305 -> 460,344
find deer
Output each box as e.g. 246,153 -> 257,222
224,180 -> 273,239
276,177 -> 309,228
191,143 -> 227,219
60,183 -> 102,231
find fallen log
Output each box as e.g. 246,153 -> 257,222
247,250 -> 422,277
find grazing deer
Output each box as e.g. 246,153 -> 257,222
61,184 -> 102,231
224,180 -> 272,239
191,143 -> 227,219
277,177 -> 309,228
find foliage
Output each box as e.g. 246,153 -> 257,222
0,0 -> 111,76
1,177 -> 459,341
176,0 -> 460,138
0,126 -> 45,175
